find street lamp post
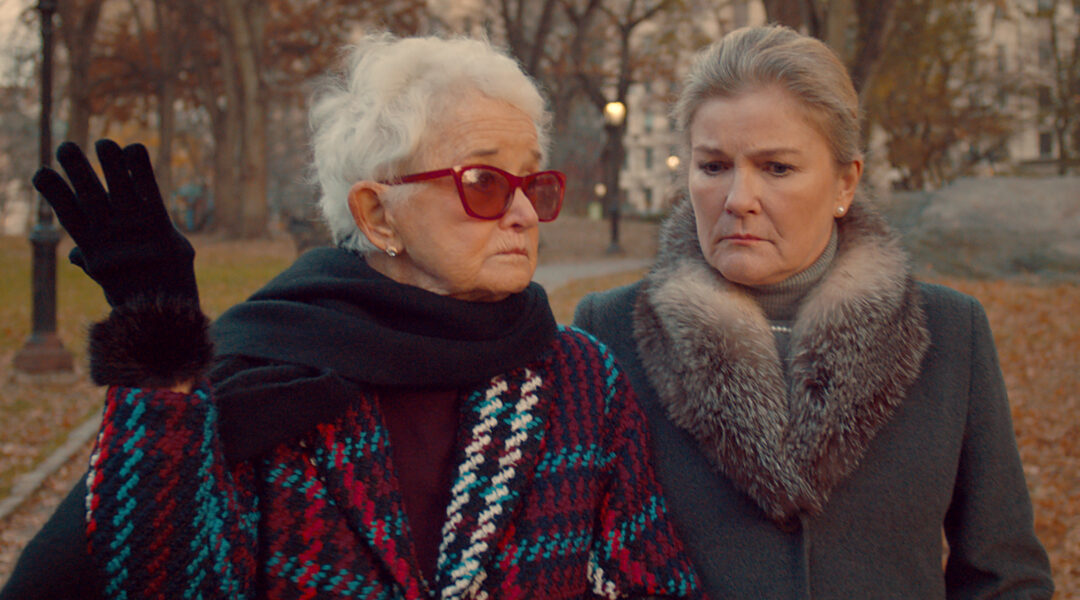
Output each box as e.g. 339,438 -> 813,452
665,154 -> 681,210
602,100 -> 626,254
592,183 -> 607,218
13,0 -> 73,375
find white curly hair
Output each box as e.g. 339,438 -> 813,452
309,33 -> 551,253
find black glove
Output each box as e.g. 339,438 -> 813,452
32,139 -> 198,308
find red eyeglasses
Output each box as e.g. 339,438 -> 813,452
380,164 -> 565,222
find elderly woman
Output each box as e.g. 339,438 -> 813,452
573,26 -> 1054,599
1,35 -> 702,599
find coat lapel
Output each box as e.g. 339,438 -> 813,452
302,370 -> 549,599
434,369 -> 548,600
308,400 -> 425,597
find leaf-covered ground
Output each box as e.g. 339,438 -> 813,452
1,222 -> 1077,596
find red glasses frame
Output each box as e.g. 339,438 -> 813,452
380,164 -> 565,222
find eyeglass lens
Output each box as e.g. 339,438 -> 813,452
460,167 -> 562,221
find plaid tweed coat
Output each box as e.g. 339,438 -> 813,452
84,325 -> 703,599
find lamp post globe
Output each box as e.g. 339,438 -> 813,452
665,154 -> 680,172
603,101 -> 626,127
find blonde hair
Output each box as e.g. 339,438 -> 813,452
673,25 -> 862,164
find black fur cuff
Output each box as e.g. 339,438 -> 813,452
88,295 -> 213,388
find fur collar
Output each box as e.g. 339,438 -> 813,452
633,199 -> 930,523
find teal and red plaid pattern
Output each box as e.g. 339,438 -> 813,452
86,385 -> 260,599
85,326 -> 703,599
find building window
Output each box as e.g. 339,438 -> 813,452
645,147 -> 654,170
1037,0 -> 1053,11
1038,41 -> 1052,68
996,44 -> 1007,74
1039,132 -> 1054,157
644,110 -> 654,134
1038,85 -> 1053,109
643,188 -> 653,211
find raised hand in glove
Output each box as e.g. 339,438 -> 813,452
33,139 -> 211,388
32,139 -> 198,308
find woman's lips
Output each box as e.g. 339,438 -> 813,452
722,234 -> 763,244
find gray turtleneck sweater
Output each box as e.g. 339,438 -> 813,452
742,227 -> 838,367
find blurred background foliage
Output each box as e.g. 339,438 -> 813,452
0,0 -> 1076,243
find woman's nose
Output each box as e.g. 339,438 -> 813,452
724,168 -> 759,215
503,187 -> 539,228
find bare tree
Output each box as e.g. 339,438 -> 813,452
57,0 -> 106,151
866,0 -> 1016,189
0,12 -> 39,211
221,0 -> 268,238
49,0 -> 429,239
761,0 -> 814,31
1038,0 -> 1080,174
761,0 -> 901,97
483,0 -> 697,213
850,0 -> 902,97
110,0 -> 193,205
500,0 -> 561,78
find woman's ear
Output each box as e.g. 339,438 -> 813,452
836,157 -> 863,211
347,181 -> 399,253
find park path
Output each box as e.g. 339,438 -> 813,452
533,257 -> 651,292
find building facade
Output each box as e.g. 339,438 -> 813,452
617,0 -> 1077,212
980,0 -> 1079,170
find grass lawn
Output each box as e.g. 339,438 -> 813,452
0,233 -> 296,499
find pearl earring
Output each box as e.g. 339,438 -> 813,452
835,205 -> 846,217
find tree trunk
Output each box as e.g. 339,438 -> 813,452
762,0 -> 809,30
156,79 -> 176,211
1055,127 -> 1068,175
209,1 -> 245,237
59,0 -> 105,151
152,0 -> 177,208
1046,2 -> 1074,175
825,0 -> 855,65
500,0 -> 559,79
185,3 -> 236,237
852,0 -> 900,97
223,0 -> 268,238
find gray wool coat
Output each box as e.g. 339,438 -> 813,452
573,199 -> 1053,599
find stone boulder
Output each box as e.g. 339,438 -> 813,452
879,176 -> 1080,282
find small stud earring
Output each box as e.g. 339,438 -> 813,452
835,205 -> 846,217
385,246 -> 398,257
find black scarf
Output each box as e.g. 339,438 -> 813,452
210,247 -> 557,462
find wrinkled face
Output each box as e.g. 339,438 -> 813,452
381,93 -> 542,302
687,86 -> 861,286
